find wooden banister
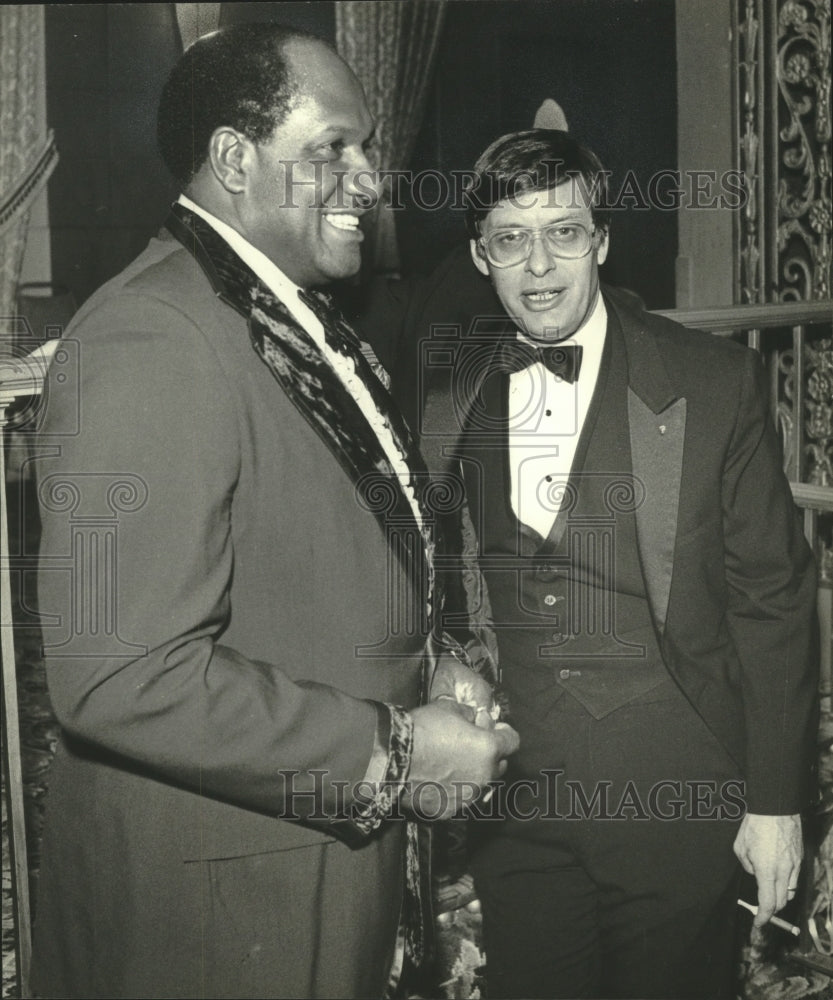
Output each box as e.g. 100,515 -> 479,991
655,300 -> 832,334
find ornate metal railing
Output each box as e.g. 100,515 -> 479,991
656,298 -> 832,602
733,0 -> 831,306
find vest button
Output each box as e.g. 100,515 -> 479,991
551,631 -> 564,642
534,563 -> 561,582
544,594 -> 561,606
559,668 -> 571,680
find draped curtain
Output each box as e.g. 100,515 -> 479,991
0,6 -> 57,320
336,0 -> 447,275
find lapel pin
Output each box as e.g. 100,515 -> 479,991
659,424 -> 667,435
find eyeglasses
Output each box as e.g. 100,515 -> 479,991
478,222 -> 598,268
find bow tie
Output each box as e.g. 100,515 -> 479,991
500,341 -> 583,382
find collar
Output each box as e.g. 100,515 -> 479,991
177,195 -> 320,335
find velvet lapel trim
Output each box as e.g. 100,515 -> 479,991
165,205 -> 432,585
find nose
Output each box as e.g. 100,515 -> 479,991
525,231 -> 557,277
342,147 -> 380,210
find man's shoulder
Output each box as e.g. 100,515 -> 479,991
606,287 -> 754,373
71,230 -> 222,333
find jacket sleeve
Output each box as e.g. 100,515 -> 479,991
721,349 -> 819,814
36,291 -> 411,835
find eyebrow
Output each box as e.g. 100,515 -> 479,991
487,211 -> 588,230
306,122 -> 377,147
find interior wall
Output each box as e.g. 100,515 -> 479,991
675,0 -> 734,306
45,4 -> 180,306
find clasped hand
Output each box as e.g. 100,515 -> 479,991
402,651 -> 519,821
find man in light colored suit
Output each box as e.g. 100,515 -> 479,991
361,129 -> 818,998
30,24 -> 517,999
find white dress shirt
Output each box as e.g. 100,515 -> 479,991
508,293 -> 608,538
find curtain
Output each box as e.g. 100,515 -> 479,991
0,6 -> 57,321
336,0 -> 446,275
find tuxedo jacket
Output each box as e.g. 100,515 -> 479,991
31,214 -> 431,997
358,245 -> 819,818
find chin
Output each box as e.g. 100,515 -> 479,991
322,254 -> 362,283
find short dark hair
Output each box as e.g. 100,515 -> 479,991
157,23 -> 325,185
464,129 -> 611,237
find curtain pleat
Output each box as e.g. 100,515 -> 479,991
0,6 -> 50,319
336,1 -> 446,274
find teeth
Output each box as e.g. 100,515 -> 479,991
324,214 -> 360,231
526,290 -> 559,302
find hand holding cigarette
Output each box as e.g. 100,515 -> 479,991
737,899 -> 800,937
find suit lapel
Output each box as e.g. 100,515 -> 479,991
607,293 -> 686,632
419,317 -> 509,477
165,205 -> 432,580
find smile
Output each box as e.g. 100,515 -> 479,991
522,289 -> 564,308
323,213 -> 361,234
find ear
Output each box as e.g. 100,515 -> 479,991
470,238 -> 490,277
595,227 -> 610,266
206,127 -> 252,194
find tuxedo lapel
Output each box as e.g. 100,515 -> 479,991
165,205 -> 432,579
419,318 -> 510,476
607,294 -> 686,632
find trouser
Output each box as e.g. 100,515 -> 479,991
470,679 -> 744,999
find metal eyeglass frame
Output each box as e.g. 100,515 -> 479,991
477,222 -> 600,268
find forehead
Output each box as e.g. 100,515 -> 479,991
281,39 -> 372,137
483,179 -> 593,229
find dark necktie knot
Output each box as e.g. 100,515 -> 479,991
501,341 -> 583,382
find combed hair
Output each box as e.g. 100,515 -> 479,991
157,23 -> 324,185
464,129 -> 611,236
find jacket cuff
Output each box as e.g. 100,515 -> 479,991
350,703 -> 414,836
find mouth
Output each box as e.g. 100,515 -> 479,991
323,213 -> 363,237
521,288 -> 565,309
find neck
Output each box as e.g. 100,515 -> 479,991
182,179 -> 246,239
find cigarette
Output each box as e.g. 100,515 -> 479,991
737,899 -> 800,936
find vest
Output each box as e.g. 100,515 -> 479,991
461,311 -> 669,738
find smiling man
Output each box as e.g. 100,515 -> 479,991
361,129 -> 818,998
29,25 -> 518,999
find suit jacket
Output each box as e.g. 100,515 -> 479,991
32,216 -> 431,997
358,245 -> 819,818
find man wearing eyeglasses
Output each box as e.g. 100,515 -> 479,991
359,129 -> 818,998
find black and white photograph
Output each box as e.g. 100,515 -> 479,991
1,2 -> 831,998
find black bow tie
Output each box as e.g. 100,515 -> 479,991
500,341 -> 583,382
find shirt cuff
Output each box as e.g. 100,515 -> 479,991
351,703 -> 414,835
